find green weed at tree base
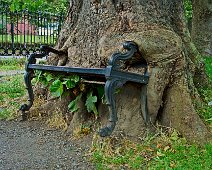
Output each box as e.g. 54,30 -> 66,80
34,72 -> 104,117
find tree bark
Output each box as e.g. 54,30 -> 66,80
192,0 -> 212,56
35,0 -> 211,144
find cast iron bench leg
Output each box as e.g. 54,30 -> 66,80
19,53 -> 43,120
20,70 -> 34,120
99,78 -> 126,137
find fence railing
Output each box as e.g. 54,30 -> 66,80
0,3 -> 65,56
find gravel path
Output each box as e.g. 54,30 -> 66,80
0,120 -> 95,170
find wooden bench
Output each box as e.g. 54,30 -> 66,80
20,41 -> 149,137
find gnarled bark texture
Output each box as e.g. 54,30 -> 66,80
34,0 -> 211,144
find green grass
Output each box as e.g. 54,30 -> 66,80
0,58 -> 25,71
150,143 -> 212,170
0,34 -> 56,44
91,134 -> 212,170
0,75 -> 25,119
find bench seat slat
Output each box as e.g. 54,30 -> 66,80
29,64 -> 106,77
29,64 -> 148,84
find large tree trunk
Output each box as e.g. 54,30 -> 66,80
35,0 -> 211,144
192,0 -> 212,56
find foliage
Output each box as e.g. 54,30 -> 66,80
85,91 -> 98,116
68,93 -> 82,113
184,0 -> 192,20
50,79 -> 64,97
1,0 -> 69,14
35,71 -> 104,117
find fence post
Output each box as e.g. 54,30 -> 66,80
10,13 -> 15,55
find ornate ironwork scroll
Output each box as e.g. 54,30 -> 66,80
99,41 -> 148,137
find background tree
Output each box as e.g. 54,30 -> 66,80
1,0 -> 69,14
191,0 -> 212,56
31,0 -> 211,144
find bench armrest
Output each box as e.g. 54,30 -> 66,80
108,41 -> 138,66
40,45 -> 68,56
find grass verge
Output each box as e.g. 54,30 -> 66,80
0,75 -> 25,119
0,34 -> 56,45
0,57 -> 25,71
91,132 -> 212,170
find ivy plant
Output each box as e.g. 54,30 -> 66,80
85,91 -> 98,116
68,93 -> 82,113
34,71 -> 104,116
49,79 -> 64,97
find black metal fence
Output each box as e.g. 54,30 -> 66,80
0,3 -> 65,56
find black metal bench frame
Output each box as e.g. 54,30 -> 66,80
20,41 -> 149,137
